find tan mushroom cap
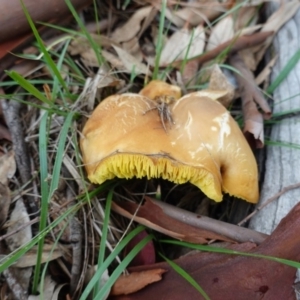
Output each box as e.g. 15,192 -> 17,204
80,86 -> 259,203
139,80 -> 182,100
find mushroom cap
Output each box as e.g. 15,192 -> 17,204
139,80 -> 182,100
80,90 -> 259,203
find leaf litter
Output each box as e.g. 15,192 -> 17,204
0,0 -> 299,299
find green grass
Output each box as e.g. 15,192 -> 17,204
161,240 -> 300,269
160,252 -> 210,300
2,1 -> 300,299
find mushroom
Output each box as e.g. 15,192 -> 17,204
80,81 -> 259,203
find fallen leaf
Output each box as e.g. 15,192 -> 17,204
110,269 -> 166,296
208,64 -> 235,108
68,34 -> 120,56
111,201 -> 300,300
234,6 -> 258,31
10,244 -> 63,268
255,0 -> 300,64
239,48 -> 257,71
112,6 -> 154,43
229,53 -> 271,147
159,7 -> 185,28
255,55 -> 278,86
5,199 -> 32,295
170,31 -> 273,69
101,50 -> 125,71
0,151 -> 16,184
6,199 -> 31,251
243,110 -> 264,149
113,46 -> 151,75
206,15 -> 234,52
160,26 -> 205,66
175,2 -> 228,26
111,198 -> 234,244
122,37 -> 143,62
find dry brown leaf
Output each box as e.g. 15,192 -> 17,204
122,37 -> 143,62
244,110 -> 264,149
208,64 -> 235,107
170,31 -> 273,69
181,60 -> 199,86
113,46 -> 151,75
255,55 -> 278,86
112,6 -> 154,43
111,201 -> 300,300
68,34 -> 119,56
5,199 -> 32,293
160,26 -> 205,66
161,7 -> 185,28
101,50 -> 126,71
261,0 -> 300,33
0,151 -> 16,184
6,200 -> 31,250
229,53 -> 271,148
76,51 -> 100,68
238,24 -> 263,36
110,269 -> 167,296
234,6 -> 258,31
174,7 -> 203,26
11,245 -> 63,268
239,48 -> 257,71
206,15 -> 234,52
112,198 -> 234,244
175,2 -> 228,26
255,0 -> 300,64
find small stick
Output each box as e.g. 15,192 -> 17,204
1,91 -> 38,216
112,197 -> 268,245
238,182 -> 300,226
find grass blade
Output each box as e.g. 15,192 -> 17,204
19,0 -> 70,96
267,49 -> 300,94
160,253 -> 210,300
161,240 -> 300,269
32,111 -> 50,293
49,112 -> 74,196
95,234 -> 153,299
7,71 -> 53,105
64,0 -> 103,66
80,225 -> 146,300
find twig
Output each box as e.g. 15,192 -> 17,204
1,92 -> 38,215
64,169 -> 83,298
151,198 -> 267,244
170,31 -> 274,68
112,197 -> 268,245
238,182 -> 300,226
